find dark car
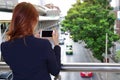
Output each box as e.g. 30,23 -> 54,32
0,71 -> 13,80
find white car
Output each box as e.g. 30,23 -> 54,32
59,39 -> 64,45
66,44 -> 73,55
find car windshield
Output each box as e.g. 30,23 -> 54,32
66,46 -> 72,50
66,44 -> 72,47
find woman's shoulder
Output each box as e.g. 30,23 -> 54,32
33,35 -> 49,41
1,41 -> 11,48
34,37 -> 49,42
1,41 -> 9,52
32,36 -> 51,45
1,41 -> 9,46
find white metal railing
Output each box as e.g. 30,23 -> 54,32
0,62 -> 120,72
0,62 -> 120,80
61,63 -> 120,72
0,4 -> 14,9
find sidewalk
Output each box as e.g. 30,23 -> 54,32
87,48 -> 120,80
110,41 -> 120,62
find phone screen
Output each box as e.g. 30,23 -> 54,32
41,30 -> 53,37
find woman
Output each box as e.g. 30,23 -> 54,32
1,2 -> 61,80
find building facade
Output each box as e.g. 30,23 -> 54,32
112,0 -> 120,35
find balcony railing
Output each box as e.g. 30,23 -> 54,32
0,62 -> 120,80
61,62 -> 120,72
0,62 -> 120,72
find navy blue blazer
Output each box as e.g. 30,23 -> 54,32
1,35 -> 61,80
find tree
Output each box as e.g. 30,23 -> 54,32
61,0 -> 119,61
115,50 -> 120,62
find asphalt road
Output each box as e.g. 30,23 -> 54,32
59,34 -> 99,80
58,34 -> 120,80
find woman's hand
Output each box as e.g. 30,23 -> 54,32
52,30 -> 59,46
34,29 -> 59,46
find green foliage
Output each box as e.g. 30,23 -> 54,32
61,0 -> 119,61
115,50 -> 120,62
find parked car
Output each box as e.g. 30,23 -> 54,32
66,44 -> 73,55
80,72 -> 93,78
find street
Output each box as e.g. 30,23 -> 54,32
1,33 -> 120,80
57,33 -> 120,80
59,34 -> 99,80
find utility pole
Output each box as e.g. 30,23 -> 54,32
105,33 -> 108,80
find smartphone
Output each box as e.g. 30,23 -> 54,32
41,30 -> 53,37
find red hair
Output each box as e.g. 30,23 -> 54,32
7,2 -> 39,41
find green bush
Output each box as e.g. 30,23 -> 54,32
115,50 -> 120,62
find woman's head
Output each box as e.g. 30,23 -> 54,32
7,2 -> 39,41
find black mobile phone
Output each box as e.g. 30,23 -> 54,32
41,30 -> 53,37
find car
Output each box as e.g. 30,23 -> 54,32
66,44 -> 73,55
65,32 -> 68,35
70,35 -> 72,38
61,31 -> 64,34
66,44 -> 72,47
59,39 -> 64,45
80,72 -> 93,78
0,71 -> 13,80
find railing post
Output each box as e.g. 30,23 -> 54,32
0,23 -> 2,60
